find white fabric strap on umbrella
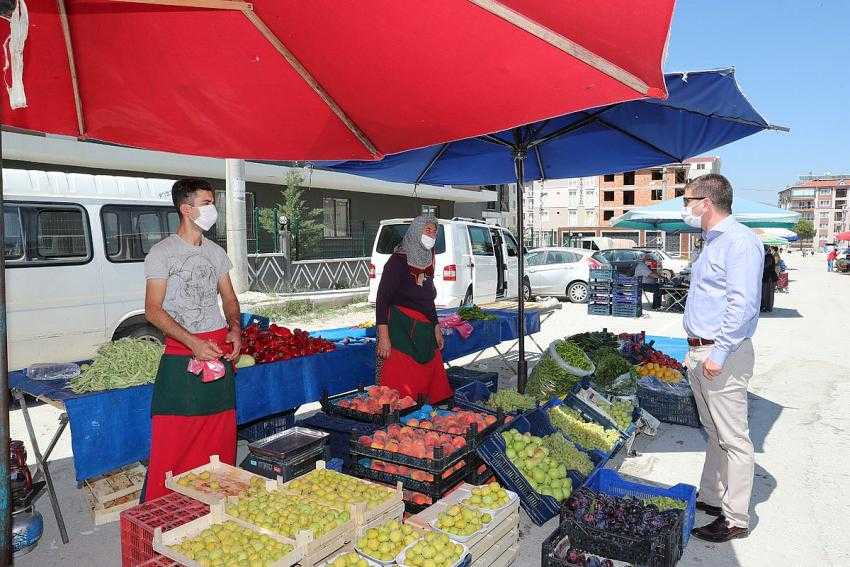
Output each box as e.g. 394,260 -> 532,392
2,0 -> 28,109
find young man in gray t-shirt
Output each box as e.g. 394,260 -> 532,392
141,178 -> 242,501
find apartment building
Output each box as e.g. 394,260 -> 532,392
524,177 -> 598,246
778,174 -> 849,247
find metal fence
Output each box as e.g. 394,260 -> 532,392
256,219 -> 379,261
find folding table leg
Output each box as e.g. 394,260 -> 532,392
31,413 -> 69,483
491,345 -> 517,375
15,392 -> 70,544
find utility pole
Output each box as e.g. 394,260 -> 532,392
225,159 -> 250,293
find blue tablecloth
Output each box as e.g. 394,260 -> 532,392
10,341 -> 375,482
483,307 -> 542,340
441,318 -> 503,362
644,335 -> 688,364
309,326 -> 375,341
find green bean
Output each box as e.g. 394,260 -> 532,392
69,338 -> 164,393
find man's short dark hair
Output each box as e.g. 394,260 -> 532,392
172,178 -> 214,218
685,174 -> 733,214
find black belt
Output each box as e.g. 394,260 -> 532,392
687,337 -> 714,347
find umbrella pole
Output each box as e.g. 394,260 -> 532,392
0,154 -> 10,562
514,152 -> 528,392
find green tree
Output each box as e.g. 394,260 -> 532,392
793,219 -> 815,250
257,169 -> 323,259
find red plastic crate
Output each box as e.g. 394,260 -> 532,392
120,492 -> 209,567
138,556 -> 179,567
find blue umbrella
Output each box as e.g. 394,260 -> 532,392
318,68 -> 784,389
612,196 -> 801,232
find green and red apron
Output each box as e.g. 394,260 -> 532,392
378,306 -> 453,404
143,328 -> 236,502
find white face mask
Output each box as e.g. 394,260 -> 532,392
420,234 -> 436,249
681,200 -> 705,229
193,204 -> 218,232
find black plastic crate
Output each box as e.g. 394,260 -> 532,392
237,410 -> 295,442
541,524 -> 626,567
240,444 -> 329,481
446,366 -> 499,392
453,381 -> 536,416
467,454 -> 494,485
320,385 -> 424,425
296,411 -> 382,465
348,456 -> 471,498
349,428 -> 473,474
400,406 -> 506,448
588,304 -> 611,316
636,384 -> 702,428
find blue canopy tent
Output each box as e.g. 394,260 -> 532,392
611,196 -> 801,232
318,68 -> 785,390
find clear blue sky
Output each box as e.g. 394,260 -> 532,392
665,0 -> 850,203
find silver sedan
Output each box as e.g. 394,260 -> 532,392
523,247 -> 604,303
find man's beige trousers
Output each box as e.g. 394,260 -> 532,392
686,340 -> 755,529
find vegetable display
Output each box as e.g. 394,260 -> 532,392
567,331 -> 619,356
588,347 -> 634,395
592,398 -> 635,431
542,433 -> 594,477
70,338 -> 163,393
553,340 -> 593,371
548,406 -> 620,454
240,323 -> 334,364
484,389 -> 537,413
526,353 -> 583,400
457,305 -> 496,321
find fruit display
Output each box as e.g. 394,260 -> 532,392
397,531 -> 465,567
334,386 -> 417,415
175,469 -> 267,499
355,519 -> 421,562
501,430 -> 573,501
564,488 -> 681,538
566,331 -> 619,356
553,340 -> 593,372
592,398 -> 635,431
368,459 -> 466,482
548,406 -> 621,454
225,488 -> 350,539
483,389 -> 537,413
167,520 -> 293,567
240,324 -> 335,364
526,353 -> 583,400
403,407 -> 499,436
636,362 -> 682,384
433,504 -> 492,538
325,551 -> 373,567
284,469 -> 395,510
542,433 -> 594,478
551,541 -> 616,567
403,489 -> 434,508
461,482 -> 511,511
356,424 -> 467,460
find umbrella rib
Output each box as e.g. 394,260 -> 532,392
57,0 -> 86,138
533,145 -> 545,181
526,111 -> 602,149
415,143 -> 451,186
593,116 -> 682,164
477,134 -> 515,149
109,0 -> 252,8
467,0 -> 651,95
240,10 -> 381,158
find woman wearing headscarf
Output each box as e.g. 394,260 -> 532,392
375,215 -> 453,403
761,245 -> 778,312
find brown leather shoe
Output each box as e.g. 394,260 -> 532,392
695,501 -> 722,516
691,516 -> 749,543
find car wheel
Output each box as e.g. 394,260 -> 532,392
117,323 -> 164,344
567,281 -> 589,304
522,279 -> 534,302
461,288 -> 473,307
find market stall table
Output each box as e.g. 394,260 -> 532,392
655,284 -> 689,312
8,340 -> 375,542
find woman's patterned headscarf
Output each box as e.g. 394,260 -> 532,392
397,214 -> 438,269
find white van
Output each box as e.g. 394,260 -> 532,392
2,168 -> 182,370
576,236 -> 636,251
368,218 -> 520,308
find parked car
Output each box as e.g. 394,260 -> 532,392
574,236 -> 636,251
369,217 -> 521,308
523,247 -> 603,303
3,168 -> 178,370
592,248 -> 660,277
637,248 -> 688,279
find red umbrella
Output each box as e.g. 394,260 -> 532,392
1,0 -> 675,160
836,231 -> 850,241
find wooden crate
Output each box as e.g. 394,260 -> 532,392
476,542 -> 518,567
85,463 -> 146,526
356,501 -> 406,536
165,454 -> 268,505
281,461 -> 404,527
152,503 -> 308,567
